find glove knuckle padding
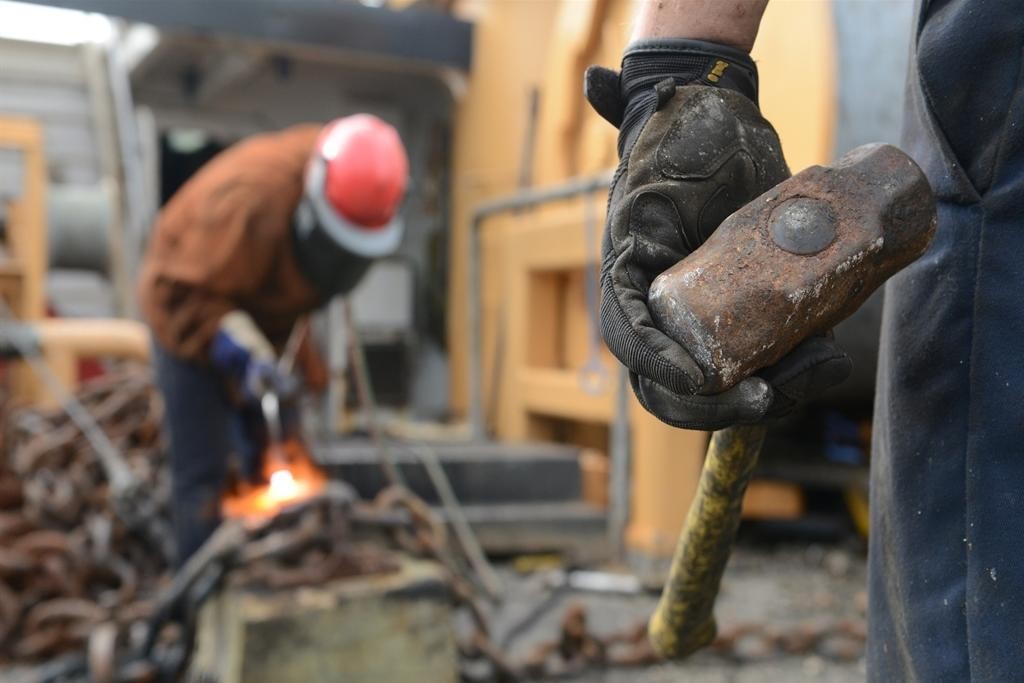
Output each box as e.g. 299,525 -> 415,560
623,87 -> 789,248
655,88 -> 780,180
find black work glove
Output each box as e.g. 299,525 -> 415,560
586,39 -> 851,430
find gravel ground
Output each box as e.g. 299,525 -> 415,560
492,542 -> 868,683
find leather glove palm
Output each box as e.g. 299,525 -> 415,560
587,40 -> 851,430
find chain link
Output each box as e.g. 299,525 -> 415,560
0,368 -> 170,673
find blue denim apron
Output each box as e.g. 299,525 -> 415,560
869,1 -> 1024,680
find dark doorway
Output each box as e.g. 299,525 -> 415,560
159,131 -> 229,205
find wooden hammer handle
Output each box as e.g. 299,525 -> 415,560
648,424 -> 767,659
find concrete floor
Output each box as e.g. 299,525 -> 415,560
495,542 -> 868,682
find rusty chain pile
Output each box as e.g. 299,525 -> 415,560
361,487 -> 868,680
0,368 -> 865,682
708,615 -> 866,662
0,369 -> 173,672
0,367 -> 469,681
517,604 -> 866,679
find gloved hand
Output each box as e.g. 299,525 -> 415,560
586,39 -> 851,430
242,359 -> 297,403
211,328 -> 300,478
208,328 -> 295,404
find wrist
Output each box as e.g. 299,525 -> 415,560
621,39 -> 758,104
631,28 -> 758,55
612,38 -> 759,158
630,0 -> 767,52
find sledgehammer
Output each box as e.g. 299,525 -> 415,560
646,143 -> 937,659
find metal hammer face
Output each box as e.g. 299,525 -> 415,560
648,143 -> 937,395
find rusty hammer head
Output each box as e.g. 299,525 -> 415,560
648,143 -> 937,395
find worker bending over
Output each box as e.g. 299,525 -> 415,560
137,116 -> 409,563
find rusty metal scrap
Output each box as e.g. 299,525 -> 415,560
0,369 -> 170,670
0,370 -> 433,681
516,603 -> 866,679
0,369 -> 866,683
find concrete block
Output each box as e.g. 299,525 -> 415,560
190,556 -> 457,683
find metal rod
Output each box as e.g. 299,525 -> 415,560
0,301 -> 133,496
277,316 -> 309,377
406,442 -> 504,600
466,171 -> 613,440
343,298 -> 405,488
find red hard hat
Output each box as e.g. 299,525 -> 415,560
311,114 -> 409,229
295,114 -> 408,296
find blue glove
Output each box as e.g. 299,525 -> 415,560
210,330 -> 251,380
243,359 -> 285,403
210,330 -> 292,402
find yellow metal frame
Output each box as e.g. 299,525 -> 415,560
0,118 -> 48,322
0,117 -> 150,406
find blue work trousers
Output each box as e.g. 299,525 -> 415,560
868,1 -> 1024,680
152,342 -> 261,565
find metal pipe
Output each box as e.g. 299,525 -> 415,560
0,185 -> 113,275
466,171 -> 613,440
45,185 -> 113,274
277,316 -> 309,377
608,365 -> 630,562
33,318 -> 150,361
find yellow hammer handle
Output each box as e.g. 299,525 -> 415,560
648,423 -> 768,659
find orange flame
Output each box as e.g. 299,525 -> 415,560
222,439 -> 327,521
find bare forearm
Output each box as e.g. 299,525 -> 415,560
631,0 -> 768,52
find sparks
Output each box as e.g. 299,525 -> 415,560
221,440 -> 328,521
269,468 -> 299,501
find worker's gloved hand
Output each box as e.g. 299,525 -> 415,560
586,40 -> 851,430
209,328 -> 253,382
209,328 -> 295,403
243,359 -> 281,403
